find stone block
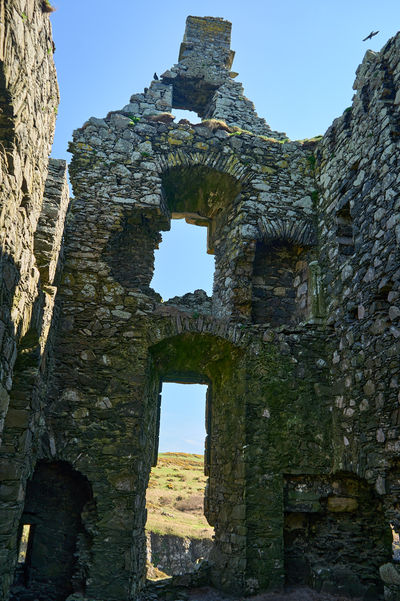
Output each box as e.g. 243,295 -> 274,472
380,563 -> 400,585
327,496 -> 358,512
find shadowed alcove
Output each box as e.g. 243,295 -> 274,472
251,240 -> 310,326
11,461 -> 95,601
283,473 -> 391,597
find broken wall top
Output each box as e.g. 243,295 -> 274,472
115,16 -> 286,138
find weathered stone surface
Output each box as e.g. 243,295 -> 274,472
1,10 -> 400,601
146,532 -> 212,576
326,496 -> 358,512
380,563 -> 400,585
0,2 -> 68,600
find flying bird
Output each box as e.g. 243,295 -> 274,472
153,72 -> 159,80
363,31 -> 379,41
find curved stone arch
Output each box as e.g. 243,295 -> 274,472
251,217 -> 318,326
12,459 -> 95,601
258,216 -> 317,247
146,328 -> 247,592
155,147 -> 254,186
148,310 -> 255,351
149,329 -> 245,380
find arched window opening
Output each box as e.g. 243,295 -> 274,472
151,166 -> 241,302
251,241 -> 309,326
146,382 -> 214,579
151,219 -> 214,301
11,461 -> 95,601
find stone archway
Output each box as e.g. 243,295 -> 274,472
146,331 -> 247,593
11,461 -> 95,601
161,163 -> 242,253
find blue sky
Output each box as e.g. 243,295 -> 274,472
158,383 -> 208,454
49,1 -> 399,453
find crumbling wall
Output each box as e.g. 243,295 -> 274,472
120,16 -> 286,138
47,15 -> 400,601
2,10 -> 400,601
315,34 -> 400,599
317,38 -> 400,474
49,17 -> 323,598
0,0 -> 59,439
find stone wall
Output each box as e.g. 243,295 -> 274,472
36,17 -> 400,601
314,34 -> 400,600
0,1 -> 68,599
146,532 -> 212,577
317,36 -> 400,479
0,0 -> 59,439
1,10 -> 400,601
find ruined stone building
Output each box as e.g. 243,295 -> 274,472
0,3 -> 400,600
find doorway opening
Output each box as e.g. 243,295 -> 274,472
11,461 -> 94,601
151,219 -> 214,301
146,382 -> 214,579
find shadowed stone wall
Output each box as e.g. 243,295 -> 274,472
1,11 -> 400,601
10,461 -> 94,601
0,1 -> 69,599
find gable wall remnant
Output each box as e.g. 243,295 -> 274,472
0,11 -> 400,601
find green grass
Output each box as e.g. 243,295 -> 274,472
146,452 -> 213,540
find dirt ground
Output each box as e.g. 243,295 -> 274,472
184,586 -> 360,601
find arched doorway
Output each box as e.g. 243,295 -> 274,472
11,461 -> 95,601
146,331 -> 246,592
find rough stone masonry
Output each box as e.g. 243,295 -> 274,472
0,7 -> 400,601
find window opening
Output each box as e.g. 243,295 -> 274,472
392,524 -> 400,561
17,524 -> 32,564
251,241 -> 309,326
11,462 -> 94,601
172,109 -> 201,124
151,219 -> 214,301
146,382 -> 213,579
336,202 -> 354,257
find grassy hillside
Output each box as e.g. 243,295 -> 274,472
146,452 -> 213,540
